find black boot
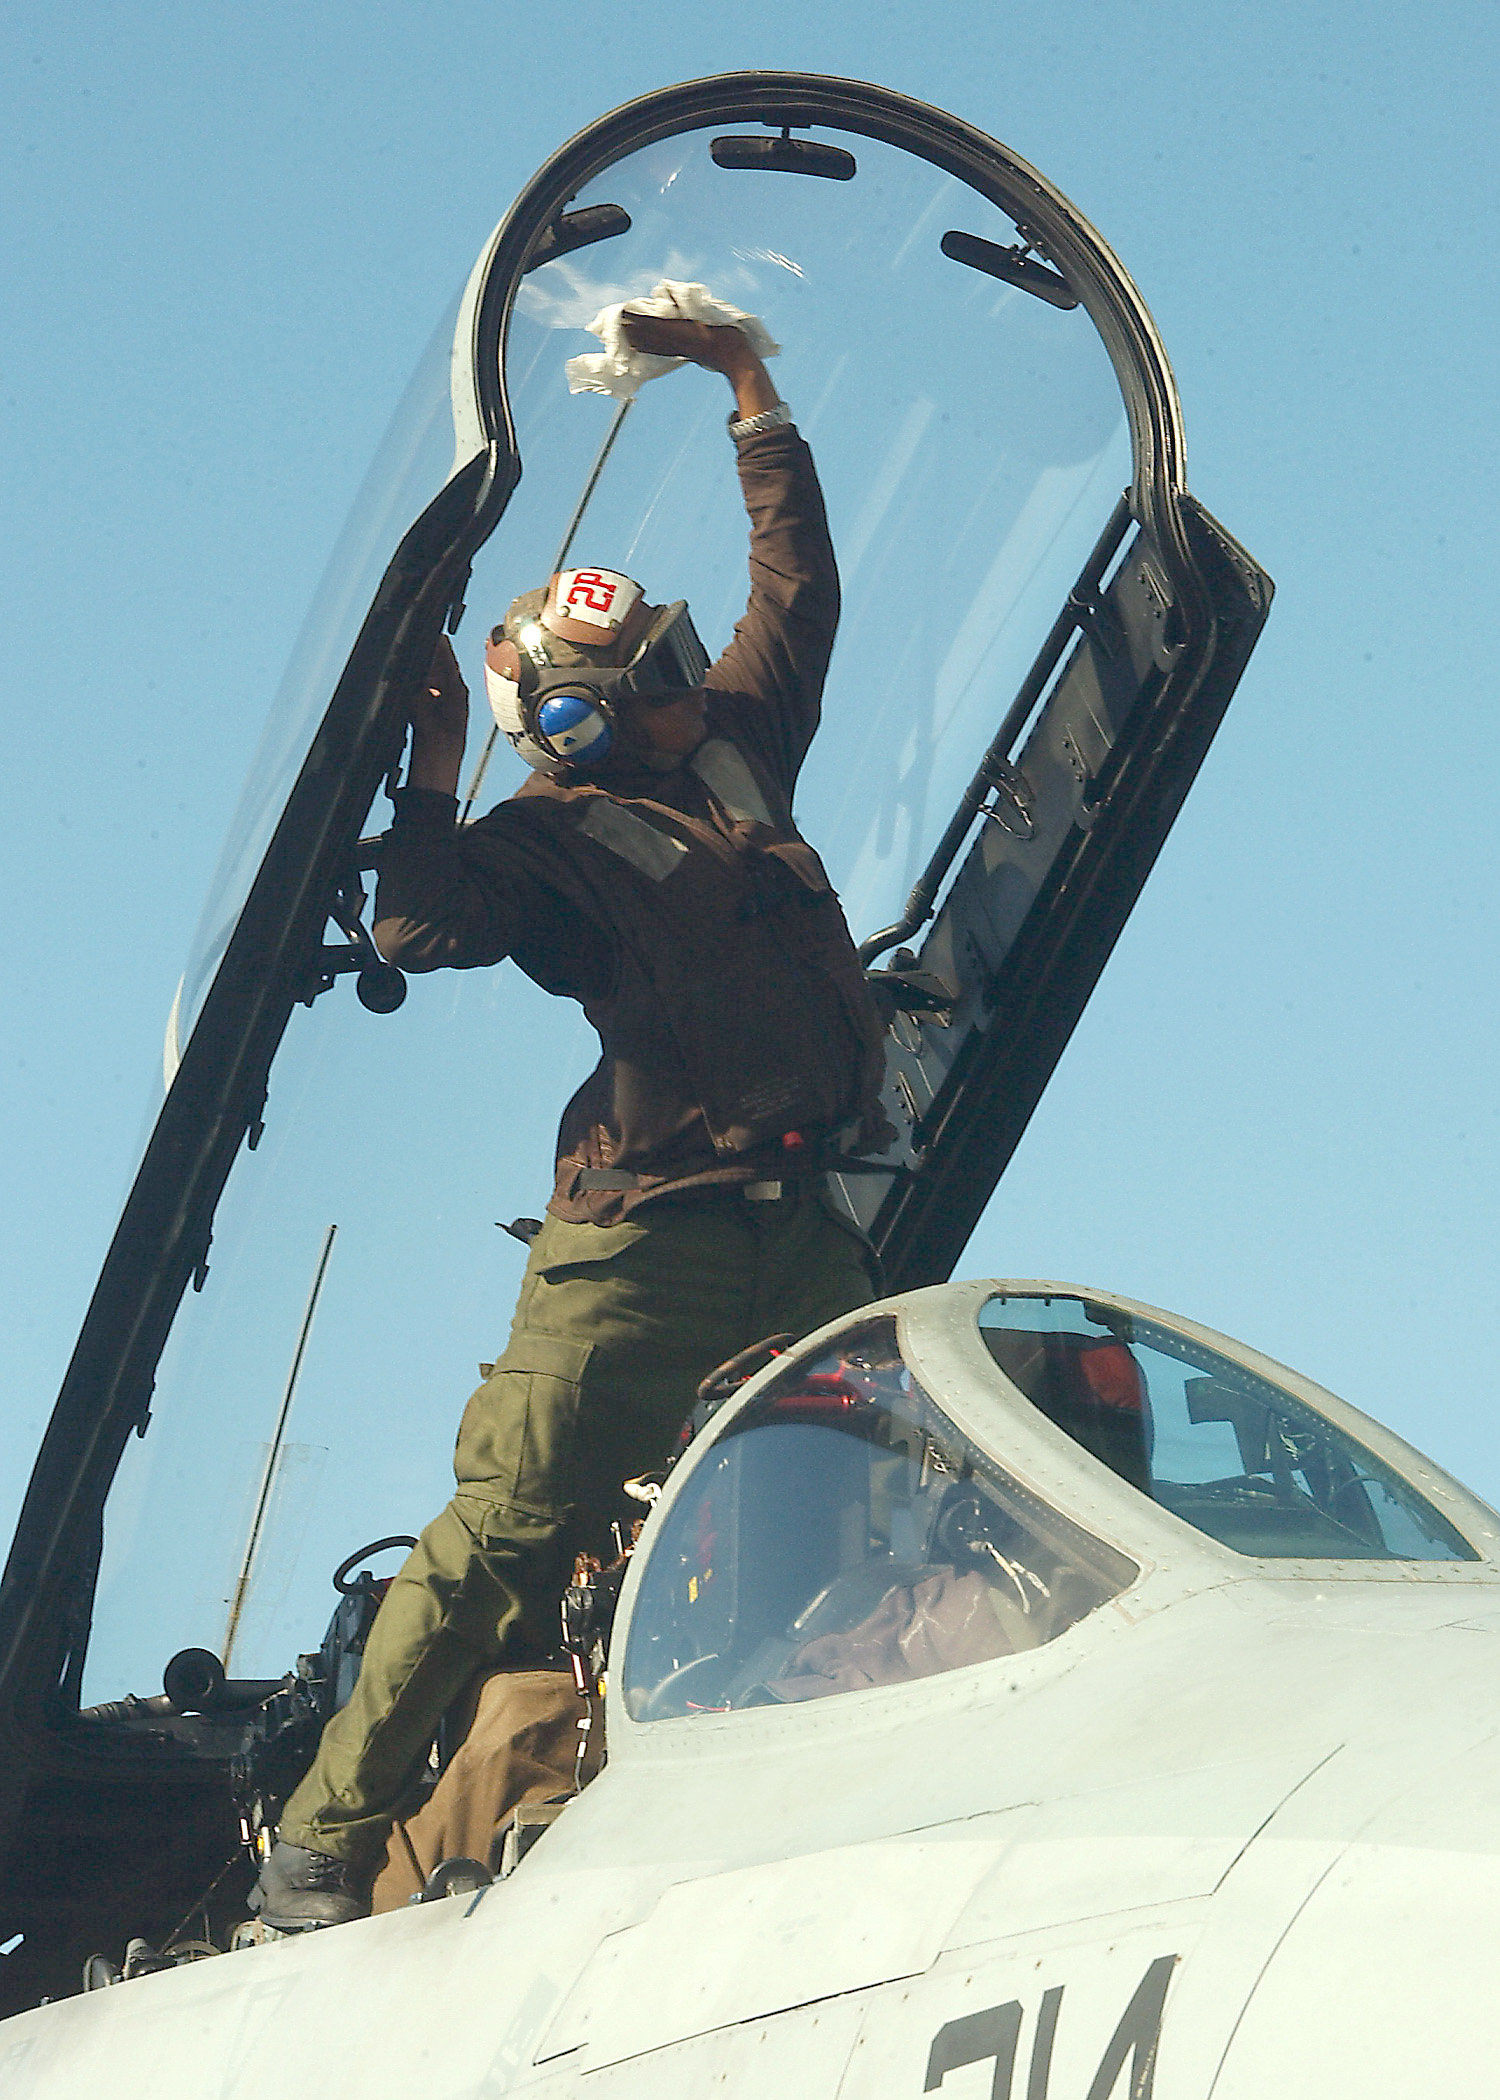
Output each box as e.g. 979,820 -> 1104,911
249,1841 -> 371,1930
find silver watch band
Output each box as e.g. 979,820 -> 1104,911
727,400 -> 793,441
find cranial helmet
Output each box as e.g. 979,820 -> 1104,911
484,565 -> 709,775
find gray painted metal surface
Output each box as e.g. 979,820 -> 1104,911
6,1278 -> 1500,2095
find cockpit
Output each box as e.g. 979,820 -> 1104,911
624,1316 -> 1137,1721
619,1286 -> 1484,1730
976,1294 -> 1477,1562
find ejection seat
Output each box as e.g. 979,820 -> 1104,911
981,1327 -> 1155,1495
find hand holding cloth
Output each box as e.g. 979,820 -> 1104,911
566,279 -> 780,401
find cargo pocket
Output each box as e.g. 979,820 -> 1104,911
530,1214 -> 650,1282
453,1331 -> 595,1519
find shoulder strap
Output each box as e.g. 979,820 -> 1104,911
575,798 -> 689,882
690,738 -> 776,829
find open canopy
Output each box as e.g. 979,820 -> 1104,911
0,74 -> 1269,2011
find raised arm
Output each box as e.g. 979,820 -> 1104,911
373,634 -> 495,965
619,314 -> 840,784
403,633 -> 468,796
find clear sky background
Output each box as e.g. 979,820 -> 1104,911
5,2 -> 1499,1632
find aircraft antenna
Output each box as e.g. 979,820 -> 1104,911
459,396 -> 635,823
222,1222 -> 337,1672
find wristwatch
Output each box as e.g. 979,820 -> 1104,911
728,400 -> 794,440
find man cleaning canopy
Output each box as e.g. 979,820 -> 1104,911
252,305 -> 889,1928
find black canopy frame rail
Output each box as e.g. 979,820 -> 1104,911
0,74 -> 1229,1821
850,487 -> 1270,1287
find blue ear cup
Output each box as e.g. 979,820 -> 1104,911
535,690 -> 614,767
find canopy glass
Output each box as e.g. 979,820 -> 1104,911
979,1294 -> 1479,1560
170,303 -> 464,1065
623,1315 -> 1137,1721
82,124 -> 1129,1703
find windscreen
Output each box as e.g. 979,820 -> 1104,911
81,127 -> 1129,1706
979,1295 -> 1479,1560
623,1318 -> 1136,1720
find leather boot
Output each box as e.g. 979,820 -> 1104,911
249,1840 -> 371,1930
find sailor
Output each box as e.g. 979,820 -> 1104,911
252,314 -> 888,1928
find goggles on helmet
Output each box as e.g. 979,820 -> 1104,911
484,565 -> 708,775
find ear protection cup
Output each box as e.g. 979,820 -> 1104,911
533,687 -> 614,766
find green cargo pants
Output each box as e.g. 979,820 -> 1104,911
278,1179 -> 876,1865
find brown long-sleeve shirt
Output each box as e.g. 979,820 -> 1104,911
375,424 -> 885,1223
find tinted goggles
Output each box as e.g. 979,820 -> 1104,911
528,600 -> 708,714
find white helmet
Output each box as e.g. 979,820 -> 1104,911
485,565 -> 707,776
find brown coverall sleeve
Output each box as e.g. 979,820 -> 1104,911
372,788 -> 612,1000
705,424 -> 841,789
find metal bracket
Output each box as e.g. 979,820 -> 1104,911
1067,583 -> 1118,660
978,756 -> 1035,840
1135,557 -> 1187,671
305,870 -> 407,1013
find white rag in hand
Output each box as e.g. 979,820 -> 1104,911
564,279 -> 780,401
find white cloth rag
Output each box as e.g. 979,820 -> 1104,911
564,280 -> 780,401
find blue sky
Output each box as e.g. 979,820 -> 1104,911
5,2 -> 1500,1676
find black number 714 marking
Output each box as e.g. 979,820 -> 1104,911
924,1955 -> 1177,2100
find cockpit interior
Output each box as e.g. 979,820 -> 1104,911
621,1288 -> 1481,1730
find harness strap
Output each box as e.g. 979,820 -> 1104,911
571,740 -> 780,882
689,738 -> 776,827
576,799 -> 689,881
574,1167 -> 789,1201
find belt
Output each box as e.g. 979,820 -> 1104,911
576,1167 -> 788,1202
